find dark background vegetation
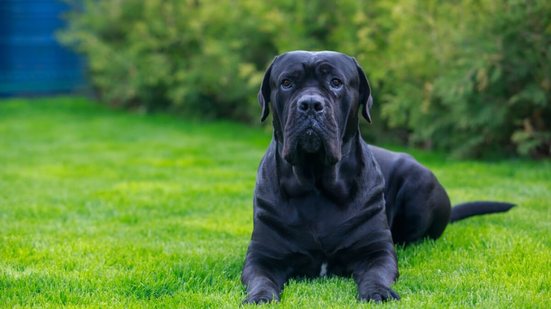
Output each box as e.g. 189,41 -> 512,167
59,0 -> 550,158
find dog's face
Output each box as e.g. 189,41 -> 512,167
258,51 -> 373,166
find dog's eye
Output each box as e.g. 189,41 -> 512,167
281,79 -> 293,89
330,78 -> 343,88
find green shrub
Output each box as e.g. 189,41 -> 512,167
379,0 -> 551,158
60,0 -> 269,121
59,1 -> 366,121
59,0 -> 550,157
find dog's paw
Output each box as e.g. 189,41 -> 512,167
359,285 -> 400,303
243,289 -> 280,305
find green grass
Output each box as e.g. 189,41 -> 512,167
0,97 -> 549,308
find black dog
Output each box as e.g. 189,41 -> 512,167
241,51 -> 514,304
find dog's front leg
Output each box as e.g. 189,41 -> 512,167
241,255 -> 289,304
352,242 -> 400,302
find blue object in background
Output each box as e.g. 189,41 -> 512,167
0,0 -> 86,96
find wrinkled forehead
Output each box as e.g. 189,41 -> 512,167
270,51 -> 357,80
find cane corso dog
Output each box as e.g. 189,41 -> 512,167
241,51 -> 514,304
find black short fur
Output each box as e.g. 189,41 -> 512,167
242,51 -> 514,304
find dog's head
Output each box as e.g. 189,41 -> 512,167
258,51 -> 373,166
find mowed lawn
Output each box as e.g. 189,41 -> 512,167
0,97 -> 549,308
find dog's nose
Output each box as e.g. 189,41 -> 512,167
297,96 -> 324,113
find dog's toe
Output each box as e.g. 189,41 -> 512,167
243,289 -> 279,305
359,285 -> 400,302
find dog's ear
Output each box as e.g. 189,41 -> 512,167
258,56 -> 277,122
354,59 -> 373,123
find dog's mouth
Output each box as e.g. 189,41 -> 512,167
298,128 -> 322,153
282,118 -> 341,166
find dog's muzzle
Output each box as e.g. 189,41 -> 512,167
282,93 -> 341,165
296,95 -> 325,153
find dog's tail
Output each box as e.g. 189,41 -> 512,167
450,201 -> 515,223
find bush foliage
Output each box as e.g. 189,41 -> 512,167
60,0 -> 550,157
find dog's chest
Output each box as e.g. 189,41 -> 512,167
286,195 -> 352,250
281,196 -> 360,278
